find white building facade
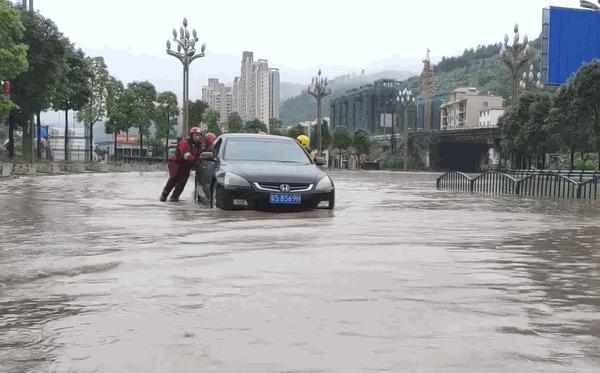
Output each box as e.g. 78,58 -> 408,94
203,52 -> 280,130
201,78 -> 232,125
440,88 -> 504,130
479,108 -> 505,127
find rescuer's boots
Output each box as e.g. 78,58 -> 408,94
159,192 -> 168,202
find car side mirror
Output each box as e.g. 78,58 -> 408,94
314,156 -> 326,166
200,152 -> 215,161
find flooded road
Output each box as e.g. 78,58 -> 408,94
1,171 -> 599,372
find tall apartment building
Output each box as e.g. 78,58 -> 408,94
440,88 -> 504,130
253,59 -> 271,125
239,51 -> 254,122
233,51 -> 280,128
203,52 -> 280,129
232,77 -> 240,114
269,68 -> 280,120
201,78 -> 232,125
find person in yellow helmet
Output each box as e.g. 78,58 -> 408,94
297,135 -> 317,160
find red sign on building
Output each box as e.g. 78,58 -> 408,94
115,134 -> 140,144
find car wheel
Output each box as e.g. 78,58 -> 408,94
211,182 -> 234,210
210,182 -> 218,208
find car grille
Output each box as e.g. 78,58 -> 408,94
254,182 -> 313,192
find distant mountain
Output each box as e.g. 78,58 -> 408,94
280,38 -> 543,125
280,82 -> 305,102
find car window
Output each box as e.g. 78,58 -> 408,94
223,138 -> 311,164
211,138 -> 222,158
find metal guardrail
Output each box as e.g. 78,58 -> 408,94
437,170 -> 600,199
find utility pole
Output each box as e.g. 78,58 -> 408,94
398,89 -> 414,171
420,48 -> 435,131
166,18 -> 206,136
308,70 -> 331,157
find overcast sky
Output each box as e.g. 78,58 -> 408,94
28,0 -> 579,91
26,0 -> 581,128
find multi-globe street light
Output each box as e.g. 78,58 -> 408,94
580,0 -> 600,11
519,64 -> 543,91
307,70 -> 331,157
166,18 -> 205,136
500,24 -> 536,108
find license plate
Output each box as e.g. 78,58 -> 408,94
270,193 -> 301,205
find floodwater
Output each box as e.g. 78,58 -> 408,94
0,171 -> 599,373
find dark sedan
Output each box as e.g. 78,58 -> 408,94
195,134 -> 335,210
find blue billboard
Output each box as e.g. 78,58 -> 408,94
542,6 -> 600,85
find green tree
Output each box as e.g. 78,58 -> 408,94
0,1 -> 28,124
54,46 -> 93,161
155,91 -> 179,161
0,1 -> 28,158
309,119 -> 332,151
127,81 -> 157,160
524,93 -> 552,168
352,128 -> 371,155
333,127 -> 352,153
287,124 -> 306,139
546,83 -> 592,169
333,126 -> 352,167
12,10 -> 68,163
189,99 -> 209,126
202,110 -> 222,136
571,60 -> 600,169
243,118 -> 267,133
77,56 -> 109,161
499,93 -> 543,169
104,78 -> 128,160
226,112 -> 243,133
268,117 -> 283,135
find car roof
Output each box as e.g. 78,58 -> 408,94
219,133 -> 296,142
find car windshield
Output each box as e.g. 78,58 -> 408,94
223,138 -> 310,164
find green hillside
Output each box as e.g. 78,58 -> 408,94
280,38 -> 542,125
280,70 -> 413,124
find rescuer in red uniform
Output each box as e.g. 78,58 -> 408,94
160,127 -> 204,202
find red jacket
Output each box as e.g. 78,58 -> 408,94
169,138 -> 204,164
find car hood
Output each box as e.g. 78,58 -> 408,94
220,160 -> 326,183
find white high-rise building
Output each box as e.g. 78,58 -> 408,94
240,51 -> 254,122
231,51 -> 280,129
253,59 -> 271,125
232,77 -> 240,115
201,78 -> 232,125
204,52 -> 280,130
269,68 -> 280,121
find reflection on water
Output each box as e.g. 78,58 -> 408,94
0,171 -> 599,372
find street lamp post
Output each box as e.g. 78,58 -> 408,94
398,88 -> 414,171
500,24 -> 536,108
580,0 -> 600,11
166,18 -> 205,136
308,70 -> 331,157
519,64 -> 543,91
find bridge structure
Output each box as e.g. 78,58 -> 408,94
372,126 -> 501,171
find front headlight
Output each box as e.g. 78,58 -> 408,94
224,172 -> 251,189
315,176 -> 334,192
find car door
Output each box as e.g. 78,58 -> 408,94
198,138 -> 222,200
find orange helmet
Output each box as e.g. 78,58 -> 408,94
189,127 -> 202,137
204,132 -> 216,145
